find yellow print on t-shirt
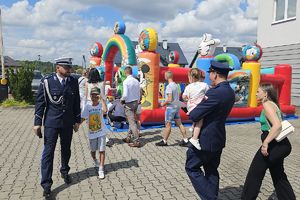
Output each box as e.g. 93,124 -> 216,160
89,112 -> 101,133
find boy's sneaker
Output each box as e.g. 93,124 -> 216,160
98,170 -> 105,179
94,159 -> 100,168
155,140 -> 168,146
189,138 -> 201,150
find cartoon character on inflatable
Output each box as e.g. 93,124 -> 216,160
241,44 -> 263,107
89,42 -> 103,68
196,33 -> 220,84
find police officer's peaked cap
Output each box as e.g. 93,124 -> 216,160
208,60 -> 233,74
90,87 -> 101,95
55,57 -> 73,66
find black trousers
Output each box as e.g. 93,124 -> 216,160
41,126 -> 73,190
242,131 -> 295,200
108,112 -> 126,123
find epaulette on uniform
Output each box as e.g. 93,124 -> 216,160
41,73 -> 54,83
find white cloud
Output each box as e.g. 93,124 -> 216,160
162,0 -> 258,46
0,0 -> 259,65
245,0 -> 259,19
76,0 -> 196,21
125,22 -> 163,41
1,1 -> 32,26
17,39 -> 49,48
2,0 -> 87,27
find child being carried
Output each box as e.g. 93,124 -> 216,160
182,68 -> 209,150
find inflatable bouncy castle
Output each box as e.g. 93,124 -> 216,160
91,22 -> 295,125
228,44 -> 295,120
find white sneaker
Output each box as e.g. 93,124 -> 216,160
189,127 -> 194,133
189,138 -> 201,150
94,159 -> 100,168
98,170 -> 105,179
106,137 -> 109,143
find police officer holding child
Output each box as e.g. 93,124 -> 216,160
185,60 -> 235,199
33,57 -> 81,198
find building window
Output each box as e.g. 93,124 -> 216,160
274,0 -> 297,22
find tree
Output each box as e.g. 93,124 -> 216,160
9,63 -> 34,103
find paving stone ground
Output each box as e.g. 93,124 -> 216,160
0,107 -> 299,200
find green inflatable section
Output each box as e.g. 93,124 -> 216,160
215,53 -> 234,67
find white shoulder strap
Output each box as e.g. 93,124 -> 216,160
43,79 -> 63,105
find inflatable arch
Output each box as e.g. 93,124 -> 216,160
102,22 -> 137,87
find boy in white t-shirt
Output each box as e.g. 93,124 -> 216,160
81,87 -> 108,179
182,68 -> 209,150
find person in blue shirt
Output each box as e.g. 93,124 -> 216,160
185,60 -> 235,200
33,57 -> 81,198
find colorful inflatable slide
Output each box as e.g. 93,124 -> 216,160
91,22 -> 295,125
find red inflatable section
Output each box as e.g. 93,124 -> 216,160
140,64 -> 295,124
141,108 -> 190,124
260,64 -> 294,115
104,46 -> 119,86
159,67 -> 189,83
275,64 -> 292,105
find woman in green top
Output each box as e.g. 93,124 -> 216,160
242,84 -> 295,200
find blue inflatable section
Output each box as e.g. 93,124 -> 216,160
196,57 -> 214,85
228,54 -> 241,70
261,67 -> 274,75
96,66 -> 106,81
115,21 -> 126,34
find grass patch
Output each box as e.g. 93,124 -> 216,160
0,99 -> 31,108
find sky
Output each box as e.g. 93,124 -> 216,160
0,0 -> 258,65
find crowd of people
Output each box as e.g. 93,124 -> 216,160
33,58 -> 296,199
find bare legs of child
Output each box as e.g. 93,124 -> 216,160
91,151 -> 105,179
91,151 -> 99,167
189,119 -> 203,150
98,151 -> 105,179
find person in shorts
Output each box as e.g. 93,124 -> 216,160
81,87 -> 108,179
155,71 -> 188,146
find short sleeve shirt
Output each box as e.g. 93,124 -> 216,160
81,103 -> 107,139
182,82 -> 209,112
165,82 -> 179,108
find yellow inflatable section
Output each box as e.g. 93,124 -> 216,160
242,62 -> 260,107
168,63 -> 180,68
138,28 -> 158,52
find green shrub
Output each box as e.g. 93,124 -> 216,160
9,65 -> 34,103
0,99 -> 30,107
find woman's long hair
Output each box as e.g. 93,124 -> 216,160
88,68 -> 102,83
260,84 -> 280,108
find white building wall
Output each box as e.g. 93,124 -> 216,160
258,0 -> 300,106
258,0 -> 300,47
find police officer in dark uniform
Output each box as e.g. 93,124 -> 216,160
185,60 -> 235,200
33,57 -> 81,198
